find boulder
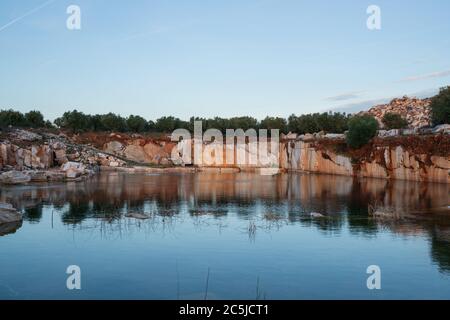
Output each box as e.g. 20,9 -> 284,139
109,161 -> 119,167
324,133 -> 345,139
0,171 -> 31,185
309,212 -> 324,218
29,171 -> 50,182
61,162 -> 85,178
126,212 -> 150,220
104,141 -> 124,154
433,124 -> 450,134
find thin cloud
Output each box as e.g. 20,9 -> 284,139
325,98 -> 390,114
325,88 -> 440,114
0,0 -> 56,32
325,91 -> 363,102
400,69 -> 450,82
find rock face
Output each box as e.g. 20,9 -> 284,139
280,140 -> 450,184
281,141 -> 353,176
0,171 -> 31,185
361,96 -> 432,128
0,129 -> 126,171
103,138 -> 174,165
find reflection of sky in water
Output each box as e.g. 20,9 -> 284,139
1,172 -> 449,299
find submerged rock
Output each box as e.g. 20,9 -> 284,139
309,212 -> 324,218
125,212 -> 150,220
0,171 -> 31,185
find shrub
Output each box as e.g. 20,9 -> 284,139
346,115 -> 379,148
0,109 -> 27,127
24,110 -> 46,128
287,112 -> 349,134
54,110 -> 91,132
382,112 -> 408,130
100,113 -> 128,132
260,117 -> 288,133
126,115 -> 148,132
431,86 -> 450,126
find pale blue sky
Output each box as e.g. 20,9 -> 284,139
1,0 -> 450,120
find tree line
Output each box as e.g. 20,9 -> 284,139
1,109 -> 353,134
1,86 -> 448,138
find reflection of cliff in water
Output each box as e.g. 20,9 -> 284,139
1,172 -> 449,270
0,220 -> 22,237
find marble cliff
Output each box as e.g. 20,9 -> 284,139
1,127 -> 449,184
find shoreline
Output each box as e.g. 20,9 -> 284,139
2,165 -> 449,187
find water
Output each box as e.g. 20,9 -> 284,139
1,172 -> 449,300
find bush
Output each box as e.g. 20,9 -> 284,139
287,112 -> 349,134
346,115 -> 379,148
431,86 -> 450,125
382,112 -> 408,130
260,117 -> 287,133
100,113 -> 128,132
0,109 -> 27,127
127,115 -> 148,132
24,110 -> 46,128
54,110 -> 91,132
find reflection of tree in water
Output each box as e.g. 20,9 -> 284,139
23,206 -> 43,223
346,180 -> 379,236
430,233 -> 450,274
429,223 -> 450,274
61,201 -> 91,225
3,172 -> 449,271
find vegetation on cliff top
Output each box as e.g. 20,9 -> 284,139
0,110 -> 53,129
431,86 -> 450,126
1,87 -> 448,142
346,115 -> 379,149
382,113 -> 408,130
1,109 -> 351,135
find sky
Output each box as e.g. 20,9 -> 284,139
1,0 -> 450,121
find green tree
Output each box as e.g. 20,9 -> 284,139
260,116 -> 288,133
382,112 -> 408,130
0,109 -> 28,127
288,112 -> 349,134
431,86 -> 450,126
127,115 -> 148,132
100,113 -> 128,132
228,116 -> 258,131
24,110 -> 45,127
155,116 -> 184,132
54,110 -> 90,132
346,115 -> 379,148
88,114 -> 106,131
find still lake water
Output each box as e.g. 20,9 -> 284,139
1,172 -> 450,300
